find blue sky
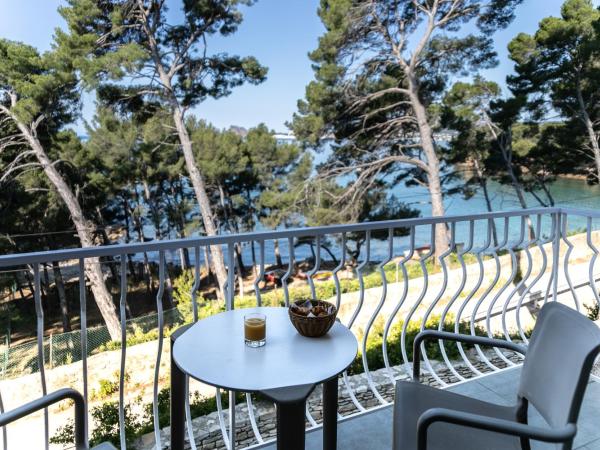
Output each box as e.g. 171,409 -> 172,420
0,0 -> 590,133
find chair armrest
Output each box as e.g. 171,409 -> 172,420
412,330 -> 527,381
416,408 -> 576,450
0,388 -> 87,449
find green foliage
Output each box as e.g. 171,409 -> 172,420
188,120 -> 303,234
51,387 -> 245,447
507,0 -> 600,182
442,76 -> 559,208
348,314 -> 482,375
92,371 -> 130,400
50,401 -> 142,448
291,0 -> 524,218
586,302 -> 600,321
59,0 -> 267,111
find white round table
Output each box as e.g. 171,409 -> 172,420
170,307 -> 357,450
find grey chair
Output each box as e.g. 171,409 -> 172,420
394,302 -> 600,450
0,388 -> 116,449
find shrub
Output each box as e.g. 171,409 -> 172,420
51,387 -> 246,447
347,314 -> 480,375
50,401 -> 141,448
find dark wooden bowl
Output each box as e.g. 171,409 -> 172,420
288,300 -> 337,338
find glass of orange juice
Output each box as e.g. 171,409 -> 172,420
244,313 -> 266,347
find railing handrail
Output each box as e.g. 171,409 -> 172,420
0,207 -> 562,267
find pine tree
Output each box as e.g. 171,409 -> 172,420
57,0 -> 267,296
292,0 -> 525,259
0,39 -> 121,339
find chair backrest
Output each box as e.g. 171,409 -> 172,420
518,302 -> 600,429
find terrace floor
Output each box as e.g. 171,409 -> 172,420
262,366 -> 600,450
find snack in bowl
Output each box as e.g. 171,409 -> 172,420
288,299 -> 337,337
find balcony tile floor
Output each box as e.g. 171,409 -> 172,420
263,366 -> 600,449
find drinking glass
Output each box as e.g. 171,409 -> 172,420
244,313 -> 266,347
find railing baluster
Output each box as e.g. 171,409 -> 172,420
382,226 -> 414,381
246,392 -> 263,444
550,212 -> 562,303
400,227 -> 435,375
437,221 -> 468,382
211,246 -> 236,449
306,236 -> 321,301
304,237 -> 322,421
348,231 -> 370,329
253,241 -> 265,307
0,386 -> 6,450
33,264 -> 49,450
185,247 -> 202,450
185,377 -> 198,450
332,234 -> 365,414
226,244 -> 236,449
340,231 -> 371,413
561,215 -> 580,311
400,227 -> 434,377
586,217 -> 600,311
455,220 -> 490,376
419,224 -> 453,387
191,246 -> 201,322
118,255 -> 128,450
215,389 -> 230,450
500,217 -> 526,346
341,370 -> 366,413
332,234 -> 346,310
484,218 -> 516,366
470,219 -> 502,372
246,240 -> 265,444
281,237 -> 295,307
502,216 -> 533,343
152,251 -> 165,449
78,259 -> 89,444
228,390 -> 236,450
361,229 -> 393,405
515,215 -> 550,344
305,403 -> 318,428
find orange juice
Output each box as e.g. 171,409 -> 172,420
244,313 -> 266,347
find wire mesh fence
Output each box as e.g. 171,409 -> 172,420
0,307 -> 182,380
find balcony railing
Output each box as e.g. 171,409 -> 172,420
0,206 -> 599,449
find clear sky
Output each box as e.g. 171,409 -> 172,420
0,0 -> 592,134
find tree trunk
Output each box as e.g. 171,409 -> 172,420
98,226 -> 119,282
498,132 -> 535,238
168,179 -> 190,270
250,241 -> 257,279
42,263 -> 51,308
407,76 -> 448,259
122,196 -> 139,281
131,186 -> 154,293
473,157 -> 498,247
20,125 -> 121,340
172,108 -> 228,297
575,79 -> 600,183
52,261 -> 71,332
141,181 -> 174,305
274,239 -> 283,267
538,179 -> 555,207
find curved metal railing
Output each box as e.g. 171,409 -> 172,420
0,207 -> 599,449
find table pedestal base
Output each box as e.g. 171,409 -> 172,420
261,384 -> 315,450
261,376 -> 339,450
322,376 -> 339,449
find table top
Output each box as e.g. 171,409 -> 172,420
172,307 -> 358,392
